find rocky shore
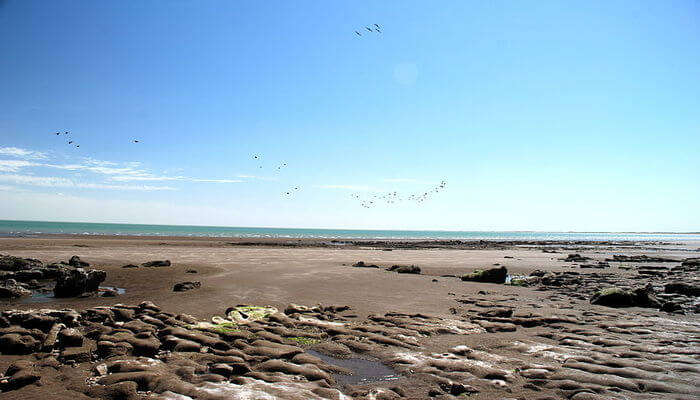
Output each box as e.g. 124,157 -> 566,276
0,237 -> 698,399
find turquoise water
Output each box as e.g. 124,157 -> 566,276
0,220 -> 698,241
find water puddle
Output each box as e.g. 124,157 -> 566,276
11,284 -> 126,304
306,350 -> 399,386
505,274 -> 529,284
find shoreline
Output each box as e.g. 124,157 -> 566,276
0,236 -> 698,399
3,234 -> 700,252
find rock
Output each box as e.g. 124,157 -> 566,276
139,301 -> 161,311
68,255 -> 90,267
562,254 -> 591,262
256,359 -> 331,382
58,328 -> 84,347
5,360 -> 33,376
60,345 -> 93,363
53,267 -> 106,297
590,284 -> 661,309
209,363 -> 235,377
42,323 -> 66,351
590,288 -> 635,307
13,269 -> 44,281
173,281 -> 201,292
461,266 -> 508,283
101,288 -> 119,297
386,265 -> 421,274
1,366 -> 40,391
0,333 -> 40,354
0,255 -> 42,271
97,340 -> 133,358
86,381 -> 139,400
142,260 -> 171,267
0,280 -> 32,298
660,301 -> 683,313
607,254 -> 679,263
185,269 -> 198,273
665,282 -> 700,297
353,261 -> 380,268
21,313 -> 57,331
681,258 -> 700,267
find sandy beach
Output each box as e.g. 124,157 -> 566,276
0,236 -> 698,399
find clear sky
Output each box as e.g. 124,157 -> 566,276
1,1 -> 698,231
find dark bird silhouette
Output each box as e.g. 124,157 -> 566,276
365,26 -> 372,32
54,132 -> 60,135
374,24 -> 381,29
133,140 -> 139,143
76,145 -> 80,148
64,131 -> 69,135
355,31 -> 362,36
68,141 -> 73,144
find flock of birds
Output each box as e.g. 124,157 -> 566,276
53,131 -> 140,148
351,180 -> 448,209
355,23 -> 381,36
53,131 -> 80,148
47,23 -> 449,209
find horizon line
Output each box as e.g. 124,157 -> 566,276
0,219 -> 698,235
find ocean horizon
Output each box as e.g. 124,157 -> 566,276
0,220 -> 698,241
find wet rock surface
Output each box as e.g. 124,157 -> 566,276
461,266 -> 508,283
386,265 -> 421,274
54,268 -> 107,298
173,281 -> 201,292
141,260 -> 171,268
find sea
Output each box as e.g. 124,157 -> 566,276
0,220 -> 698,242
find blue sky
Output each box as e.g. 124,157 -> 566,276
1,1 -> 698,231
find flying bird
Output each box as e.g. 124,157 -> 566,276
68,141 -> 73,144
133,140 -> 139,143
365,26 -> 372,32
54,132 -> 60,135
355,31 -> 362,36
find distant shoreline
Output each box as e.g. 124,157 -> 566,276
0,219 -> 698,235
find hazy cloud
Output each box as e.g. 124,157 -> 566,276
0,147 -> 48,159
0,160 -> 41,172
0,174 -> 175,191
0,149 -> 244,186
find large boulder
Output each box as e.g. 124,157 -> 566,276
142,260 -> 171,267
461,266 -> 508,283
665,282 -> 700,297
386,265 -> 421,274
68,255 -> 90,268
0,255 -> 42,272
591,284 -> 662,308
54,268 -> 106,297
352,261 -> 380,268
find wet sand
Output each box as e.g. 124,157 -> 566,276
0,236 -> 698,399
